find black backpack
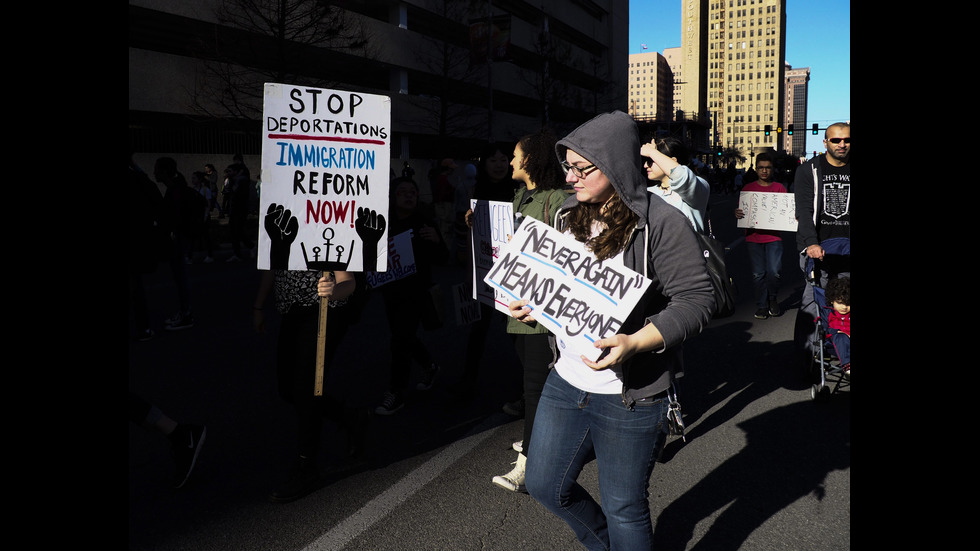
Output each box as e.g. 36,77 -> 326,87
697,219 -> 737,319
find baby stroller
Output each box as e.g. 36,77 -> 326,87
793,237 -> 850,401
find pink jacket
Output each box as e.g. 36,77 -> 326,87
827,309 -> 850,337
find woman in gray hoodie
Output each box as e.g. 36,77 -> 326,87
510,111 -> 714,550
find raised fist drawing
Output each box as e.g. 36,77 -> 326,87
355,206 -> 386,271
264,203 -> 299,269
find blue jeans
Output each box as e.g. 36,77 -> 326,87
747,240 -> 783,308
829,331 -> 850,365
526,370 -> 668,551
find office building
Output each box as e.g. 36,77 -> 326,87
678,0 -> 787,164
784,64 -> 809,158
663,47 -> 683,118
627,51 -> 672,121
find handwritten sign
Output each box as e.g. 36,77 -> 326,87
483,218 -> 651,362
469,199 -> 514,313
451,282 -> 482,325
736,191 -> 797,232
365,230 -> 414,289
258,83 -> 391,272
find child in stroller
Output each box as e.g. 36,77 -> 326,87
794,237 -> 850,400
823,277 -> 850,375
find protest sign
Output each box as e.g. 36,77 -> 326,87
451,282 -> 482,325
469,199 -> 514,313
736,190 -> 797,232
258,83 -> 391,272
365,230 -> 414,289
483,218 -> 651,362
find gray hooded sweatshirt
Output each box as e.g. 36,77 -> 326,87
553,111 -> 715,407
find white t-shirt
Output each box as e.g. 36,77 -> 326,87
553,221 -> 626,395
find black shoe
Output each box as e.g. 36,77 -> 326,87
374,391 -> 405,416
502,396 -> 525,417
416,363 -> 440,391
164,311 -> 195,330
170,424 -> 206,489
768,297 -> 781,317
135,329 -> 155,342
753,308 -> 769,320
269,457 -> 319,503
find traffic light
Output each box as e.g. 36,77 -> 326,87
787,124 -> 794,135
812,123 -> 819,135
764,124 -> 771,136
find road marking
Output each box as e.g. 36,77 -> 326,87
302,414 -> 509,551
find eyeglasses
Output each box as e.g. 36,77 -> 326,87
826,137 -> 851,144
561,160 -> 599,178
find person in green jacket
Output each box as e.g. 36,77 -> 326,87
492,129 -> 571,493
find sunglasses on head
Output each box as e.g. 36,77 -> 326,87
827,137 -> 850,144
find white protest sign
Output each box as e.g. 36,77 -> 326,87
365,230 -> 414,289
736,190 -> 797,232
469,199 -> 514,313
483,218 -> 651,362
258,83 -> 391,272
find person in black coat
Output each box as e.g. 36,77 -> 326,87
374,176 -> 449,415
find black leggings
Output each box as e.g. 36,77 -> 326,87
276,304 -> 351,458
512,332 -> 557,458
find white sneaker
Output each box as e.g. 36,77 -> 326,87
492,453 -> 526,493
512,440 -> 523,453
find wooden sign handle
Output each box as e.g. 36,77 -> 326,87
313,271 -> 332,396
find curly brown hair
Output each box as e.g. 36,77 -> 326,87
564,192 -> 637,261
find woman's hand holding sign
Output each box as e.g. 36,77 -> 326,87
508,299 -> 535,324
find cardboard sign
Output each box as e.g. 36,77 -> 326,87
469,199 -> 515,313
736,191 -> 798,232
258,83 -> 391,272
483,218 -> 651,362
365,230 -> 414,289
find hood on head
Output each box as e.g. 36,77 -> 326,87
555,111 -> 648,221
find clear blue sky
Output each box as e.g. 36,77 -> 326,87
628,0 -> 850,155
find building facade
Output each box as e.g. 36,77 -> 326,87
627,51 -> 673,121
677,0 -> 786,166
663,47 -> 683,118
129,0 -> 629,183
784,64 -> 810,159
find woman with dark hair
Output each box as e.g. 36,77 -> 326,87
491,129 -> 570,493
641,136 -> 711,233
453,143 -> 518,398
515,112 -> 714,549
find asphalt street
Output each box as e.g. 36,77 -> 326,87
128,190 -> 850,550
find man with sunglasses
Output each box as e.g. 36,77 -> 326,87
794,122 -> 850,261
